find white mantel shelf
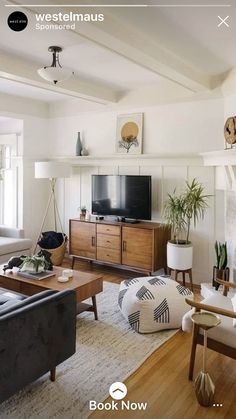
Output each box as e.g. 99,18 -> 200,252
200,149 -> 236,166
201,149 -> 236,190
53,153 -> 202,167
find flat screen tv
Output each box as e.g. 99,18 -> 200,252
92,175 -> 152,220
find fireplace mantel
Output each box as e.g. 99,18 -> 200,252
200,149 -> 236,166
201,149 -> 236,190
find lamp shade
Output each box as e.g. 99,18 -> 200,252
37,67 -> 72,84
35,162 -> 71,179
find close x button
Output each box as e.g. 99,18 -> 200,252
218,15 -> 230,27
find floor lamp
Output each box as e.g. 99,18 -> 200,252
34,161 -> 71,253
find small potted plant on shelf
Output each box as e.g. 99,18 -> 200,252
162,178 -> 210,271
79,205 -> 87,220
213,241 -> 229,290
20,255 -> 50,273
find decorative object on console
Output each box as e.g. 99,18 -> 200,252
119,276 -> 193,333
116,113 -> 143,154
163,178 -> 210,279
76,131 -> 82,156
37,46 -> 74,85
213,241 -> 229,290
79,205 -> 87,220
224,116 -> 236,149
34,161 -> 71,264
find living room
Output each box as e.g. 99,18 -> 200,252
0,0 -> 236,418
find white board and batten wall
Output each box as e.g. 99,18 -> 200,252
51,97 -> 225,285
56,156 -> 218,286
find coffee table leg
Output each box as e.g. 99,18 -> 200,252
92,295 -> 98,320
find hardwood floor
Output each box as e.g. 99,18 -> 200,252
65,259 -> 236,419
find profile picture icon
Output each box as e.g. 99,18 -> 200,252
8,11 -> 28,32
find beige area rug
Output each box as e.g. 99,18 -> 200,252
0,281 -> 178,419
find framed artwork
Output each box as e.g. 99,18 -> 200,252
116,113 -> 143,154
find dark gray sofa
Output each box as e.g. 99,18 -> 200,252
0,289 -> 76,403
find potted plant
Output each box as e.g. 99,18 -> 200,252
162,178 -> 210,271
213,241 -> 229,290
20,255 -> 50,273
79,205 -> 87,220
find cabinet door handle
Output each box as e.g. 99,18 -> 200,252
91,236 -> 95,246
122,241 -> 127,251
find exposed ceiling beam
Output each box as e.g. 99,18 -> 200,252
73,14 -> 213,93
6,0 -> 216,93
0,50 -> 117,104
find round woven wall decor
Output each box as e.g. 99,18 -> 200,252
224,116 -> 236,144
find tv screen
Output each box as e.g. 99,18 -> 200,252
92,175 -> 151,220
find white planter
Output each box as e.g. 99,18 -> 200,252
21,262 -> 44,273
167,241 -> 193,271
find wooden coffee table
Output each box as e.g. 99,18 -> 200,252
0,266 -> 103,319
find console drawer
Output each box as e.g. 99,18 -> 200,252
97,224 -> 120,236
97,234 -> 120,250
97,247 -> 121,264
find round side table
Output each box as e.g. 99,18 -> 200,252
191,312 -> 221,407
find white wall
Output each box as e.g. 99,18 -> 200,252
0,94 -> 51,245
0,90 -> 226,284
223,92 -> 236,281
47,95 -> 225,285
49,97 -> 224,157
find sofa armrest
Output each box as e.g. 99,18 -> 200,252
0,289 -> 76,403
0,225 -> 24,239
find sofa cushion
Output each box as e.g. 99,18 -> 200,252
0,289 -> 26,312
0,237 -> 32,256
182,294 -> 236,348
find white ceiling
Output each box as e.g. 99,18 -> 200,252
0,2 -> 163,90
0,79 -> 71,102
0,0 -> 235,103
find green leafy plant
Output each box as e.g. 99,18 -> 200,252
20,255 -> 50,272
162,178 -> 211,244
215,241 -> 228,270
79,205 -> 87,213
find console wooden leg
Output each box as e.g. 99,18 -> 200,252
92,295 -> 98,320
182,271 -> 186,286
50,367 -> 56,382
72,257 -> 75,269
174,270 -> 178,282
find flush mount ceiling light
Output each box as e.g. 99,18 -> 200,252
37,46 -> 74,84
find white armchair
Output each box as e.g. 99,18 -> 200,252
182,279 -> 236,380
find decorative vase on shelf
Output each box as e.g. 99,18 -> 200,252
81,147 -> 89,156
76,132 -> 82,156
